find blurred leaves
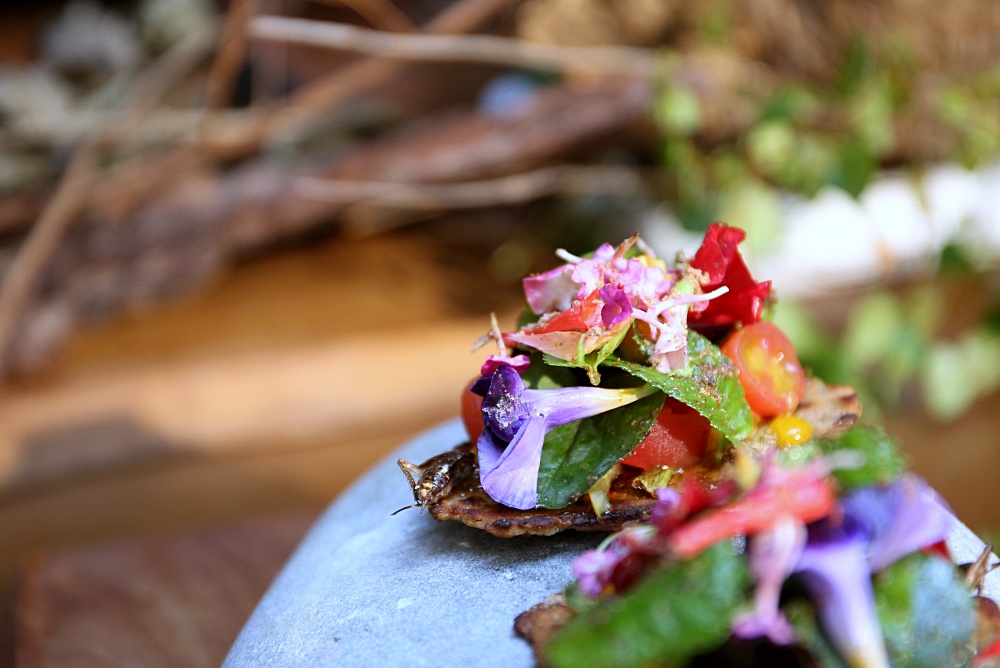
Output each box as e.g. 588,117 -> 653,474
774,273 -> 1000,423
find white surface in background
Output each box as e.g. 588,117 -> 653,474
640,161 -> 1000,299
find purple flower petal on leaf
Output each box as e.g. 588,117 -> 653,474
474,362 -> 655,509
478,418 -> 548,510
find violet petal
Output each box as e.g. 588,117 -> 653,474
481,364 -> 528,441
479,417 -> 547,510
795,521 -> 890,668
841,473 -> 950,572
598,284 -> 633,328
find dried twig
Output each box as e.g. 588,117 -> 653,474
203,0 -> 260,111
0,147 -> 97,376
248,15 -> 656,76
200,0 -> 521,157
0,32 -> 216,376
309,0 -> 417,33
296,164 -> 642,212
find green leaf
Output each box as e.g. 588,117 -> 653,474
873,553 -> 977,668
535,391 -> 663,508
543,324 -> 630,384
520,353 -> 579,389
544,543 -> 748,668
814,425 -> 906,490
603,331 -> 754,443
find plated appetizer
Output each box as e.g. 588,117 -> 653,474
399,223 -> 999,667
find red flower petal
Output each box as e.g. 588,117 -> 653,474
689,222 -> 771,329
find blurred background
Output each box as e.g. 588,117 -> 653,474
1,0 -> 999,665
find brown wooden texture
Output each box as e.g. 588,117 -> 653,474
15,512 -> 315,668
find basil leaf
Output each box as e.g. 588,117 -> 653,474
544,543 -> 748,668
815,425 -> 906,490
603,331 -> 753,442
535,391 -> 662,509
873,553 -> 977,668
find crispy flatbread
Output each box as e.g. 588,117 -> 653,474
399,377 -> 861,538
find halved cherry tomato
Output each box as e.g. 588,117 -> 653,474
461,378 -> 484,443
622,398 -> 711,470
720,321 -> 806,418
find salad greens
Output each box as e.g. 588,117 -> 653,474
463,224 -> 988,666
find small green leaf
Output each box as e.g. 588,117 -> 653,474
873,553 -> 977,668
544,543 -> 748,668
604,331 -> 753,443
814,425 -> 906,490
535,391 -> 663,508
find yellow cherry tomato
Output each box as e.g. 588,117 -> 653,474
770,415 -> 813,448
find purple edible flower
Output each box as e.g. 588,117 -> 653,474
839,473 -> 951,572
473,363 -> 655,509
791,474 -> 950,668
480,353 -> 530,378
571,544 -> 627,598
733,518 -> 806,645
598,284 -> 633,327
795,519 -> 889,668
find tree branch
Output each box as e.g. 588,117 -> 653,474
247,15 -> 656,76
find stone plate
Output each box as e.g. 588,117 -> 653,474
224,419 -> 999,667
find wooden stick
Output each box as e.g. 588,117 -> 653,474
203,0 -> 260,111
0,33 -> 215,378
248,15 -> 656,76
309,0 -> 417,33
0,148 -> 97,378
200,0 -> 521,157
296,164 -> 642,211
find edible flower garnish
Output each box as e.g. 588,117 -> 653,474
561,457 -> 966,668
472,363 -> 656,509
792,474 -> 951,667
688,222 -> 771,331
508,235 -> 730,374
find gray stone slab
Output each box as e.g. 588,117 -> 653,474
223,419 -> 601,667
225,419 -> 1000,667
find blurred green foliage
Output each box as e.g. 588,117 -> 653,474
772,265 -> 1000,423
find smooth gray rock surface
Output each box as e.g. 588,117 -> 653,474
225,419 -> 999,667
223,419 -> 602,667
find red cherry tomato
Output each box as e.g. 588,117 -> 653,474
720,321 -> 806,418
461,378 -> 484,444
622,398 -> 711,470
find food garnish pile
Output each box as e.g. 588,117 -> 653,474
399,223 -> 1000,667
